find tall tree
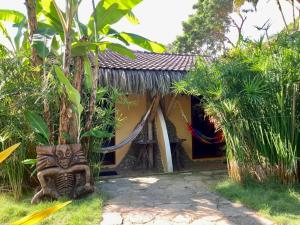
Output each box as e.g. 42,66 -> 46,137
54,0 -> 75,144
171,0 -> 233,55
25,0 -> 53,143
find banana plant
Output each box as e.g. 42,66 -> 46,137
0,10 -> 28,55
36,0 -> 165,145
2,0 -> 165,146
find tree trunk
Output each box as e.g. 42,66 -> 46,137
69,56 -> 83,143
276,0 -> 289,31
58,1 -> 73,144
292,0 -> 297,31
84,0 -> 99,132
25,0 -> 53,143
84,53 -> 98,132
24,0 -> 42,66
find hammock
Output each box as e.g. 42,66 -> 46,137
101,100 -> 154,154
176,101 -> 224,145
187,122 -> 224,144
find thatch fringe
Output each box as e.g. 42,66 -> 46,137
98,68 -> 186,95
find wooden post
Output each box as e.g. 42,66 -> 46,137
148,95 -> 160,168
147,121 -> 154,168
166,95 -> 177,117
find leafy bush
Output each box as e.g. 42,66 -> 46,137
177,32 -> 300,184
0,47 -> 43,198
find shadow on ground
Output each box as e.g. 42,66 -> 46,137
99,171 -> 274,225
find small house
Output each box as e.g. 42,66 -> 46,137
98,51 -> 225,175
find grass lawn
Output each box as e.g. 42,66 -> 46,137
0,189 -> 104,225
214,178 -> 300,225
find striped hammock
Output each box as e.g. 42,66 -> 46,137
176,101 -> 224,145
101,99 -> 155,154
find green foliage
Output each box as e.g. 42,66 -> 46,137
25,111 -> 51,145
115,32 -> 165,53
36,0 -> 64,37
0,47 -> 44,198
86,87 -> 124,178
215,178 -> 300,225
71,41 -> 136,58
55,66 -> 83,117
32,34 -> 51,59
171,0 -> 233,55
178,33 -> 300,183
83,56 -> 93,92
125,11 -> 140,25
0,9 -> 26,24
81,128 -> 112,140
88,0 -> 142,36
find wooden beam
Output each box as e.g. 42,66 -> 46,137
147,94 -> 159,169
166,95 -> 177,117
147,121 -> 154,168
149,95 -> 161,122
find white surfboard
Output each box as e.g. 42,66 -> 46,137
155,105 -> 173,173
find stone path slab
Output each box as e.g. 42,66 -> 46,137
99,171 -> 273,225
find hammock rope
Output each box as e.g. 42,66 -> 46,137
176,101 -> 224,144
101,99 -> 155,154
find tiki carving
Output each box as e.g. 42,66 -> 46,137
31,144 -> 93,204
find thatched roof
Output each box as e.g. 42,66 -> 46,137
98,51 -> 197,95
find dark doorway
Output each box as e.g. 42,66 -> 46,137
191,96 -> 225,159
101,137 -> 116,165
98,92 -> 116,165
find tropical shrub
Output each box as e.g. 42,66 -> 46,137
0,47 -> 43,198
176,32 -> 300,184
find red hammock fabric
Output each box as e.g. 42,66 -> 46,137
186,123 -> 224,144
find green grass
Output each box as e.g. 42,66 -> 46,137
0,190 -> 104,225
214,178 -> 300,225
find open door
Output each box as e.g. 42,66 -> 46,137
191,96 -> 225,159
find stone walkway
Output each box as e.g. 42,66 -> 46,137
99,171 -> 273,225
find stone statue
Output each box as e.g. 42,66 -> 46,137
31,144 -> 94,204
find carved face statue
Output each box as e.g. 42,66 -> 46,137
55,145 -> 73,169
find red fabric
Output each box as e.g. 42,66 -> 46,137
186,122 -> 224,144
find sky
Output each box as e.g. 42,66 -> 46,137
0,0 -> 297,49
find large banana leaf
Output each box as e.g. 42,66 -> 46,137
88,0 -> 142,35
83,56 -> 93,92
72,41 -> 135,59
11,201 -> 71,225
0,21 -> 14,48
14,19 -> 26,51
116,32 -> 165,53
0,9 -> 26,24
125,11 -> 140,25
36,0 -> 64,37
0,143 -> 20,164
25,111 -> 51,144
32,33 -> 51,59
55,66 -> 83,116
